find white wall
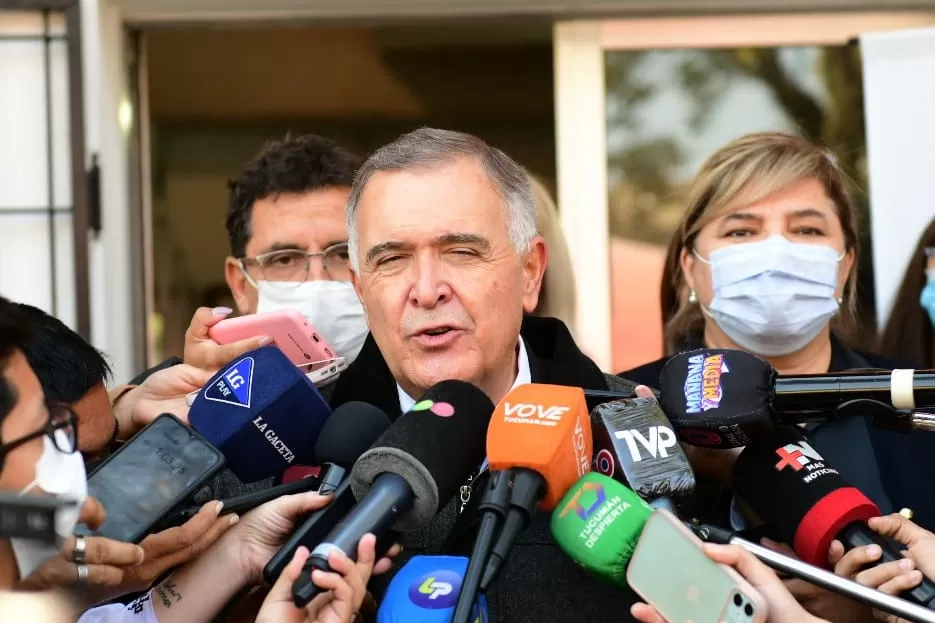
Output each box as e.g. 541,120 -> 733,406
0,13 -> 76,329
82,0 -> 137,384
861,27 -> 935,326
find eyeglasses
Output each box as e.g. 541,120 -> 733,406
239,243 -> 352,286
0,402 -> 79,468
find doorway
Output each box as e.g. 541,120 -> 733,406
141,20 -> 554,361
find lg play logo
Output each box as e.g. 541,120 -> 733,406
775,441 -> 823,472
503,403 -> 570,427
615,426 -> 677,462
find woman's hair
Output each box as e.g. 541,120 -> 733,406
662,132 -> 861,352
878,217 -> 935,367
528,175 -> 577,330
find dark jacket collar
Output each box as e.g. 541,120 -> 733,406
326,315 -> 609,418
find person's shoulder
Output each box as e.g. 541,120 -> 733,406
617,356 -> 670,390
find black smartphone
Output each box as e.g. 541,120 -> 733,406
77,414 -> 225,543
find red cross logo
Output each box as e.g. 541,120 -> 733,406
775,447 -> 805,471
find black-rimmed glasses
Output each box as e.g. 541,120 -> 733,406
0,403 -> 79,468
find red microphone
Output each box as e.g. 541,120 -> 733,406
733,427 -> 935,608
281,465 -> 322,484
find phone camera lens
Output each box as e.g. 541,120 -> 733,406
744,604 -> 754,617
733,593 -> 742,606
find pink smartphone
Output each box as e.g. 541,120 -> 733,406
208,309 -> 336,369
626,509 -> 768,623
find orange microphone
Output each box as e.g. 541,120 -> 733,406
452,384 -> 592,623
486,383 -> 592,508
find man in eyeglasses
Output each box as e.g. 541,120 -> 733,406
222,134 -> 367,364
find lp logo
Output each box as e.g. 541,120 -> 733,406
616,426 -> 676,462
419,577 -> 453,599
410,570 -> 461,609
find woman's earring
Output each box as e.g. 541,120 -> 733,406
836,296 -> 843,305
688,289 -> 698,304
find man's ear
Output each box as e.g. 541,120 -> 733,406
521,236 -> 548,314
225,257 -> 251,314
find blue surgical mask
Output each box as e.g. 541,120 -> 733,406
694,236 -> 844,357
920,270 -> 935,326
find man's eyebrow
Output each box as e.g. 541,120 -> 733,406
256,242 -> 307,256
437,233 -> 491,250
365,241 -> 411,266
324,239 -> 349,249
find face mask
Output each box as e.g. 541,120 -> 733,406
921,270 -> 935,326
10,432 -> 88,579
257,280 -> 369,363
695,235 -> 844,357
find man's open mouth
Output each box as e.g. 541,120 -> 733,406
422,327 -> 454,336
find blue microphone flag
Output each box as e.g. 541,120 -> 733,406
189,345 -> 331,483
377,555 -> 488,623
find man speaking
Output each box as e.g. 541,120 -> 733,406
327,128 -> 642,622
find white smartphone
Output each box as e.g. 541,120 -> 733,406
627,509 -> 768,623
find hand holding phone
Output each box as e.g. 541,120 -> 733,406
627,509 -> 768,623
77,415 -> 225,543
208,309 -> 336,369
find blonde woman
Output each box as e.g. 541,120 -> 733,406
528,175 -> 577,331
620,132 -> 935,622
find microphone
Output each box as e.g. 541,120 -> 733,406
476,384 -> 592,592
590,397 -> 695,509
376,556 -> 489,623
0,492 -> 76,544
550,472 -> 653,587
189,345 -> 332,482
294,380 -> 495,607
262,401 -> 393,585
658,348 -> 935,449
733,427 -> 935,607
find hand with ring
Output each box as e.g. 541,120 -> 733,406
16,499 -> 233,607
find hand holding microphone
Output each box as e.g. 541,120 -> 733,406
256,536 -> 383,623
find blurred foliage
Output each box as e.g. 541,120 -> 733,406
606,45 -> 876,333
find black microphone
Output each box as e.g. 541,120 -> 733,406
0,492 -> 76,544
656,348 -> 935,450
262,401 -> 392,584
293,380 -> 495,607
733,426 -> 935,608
590,397 -> 696,510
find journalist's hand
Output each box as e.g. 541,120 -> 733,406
112,365 -> 214,439
631,544 -> 829,623
18,500 -> 232,604
256,534 -> 386,623
184,306 -> 271,372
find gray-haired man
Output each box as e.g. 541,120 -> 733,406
326,128 -> 642,622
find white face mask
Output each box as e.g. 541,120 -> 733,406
256,280 -> 369,363
10,432 -> 88,579
695,235 -> 844,357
